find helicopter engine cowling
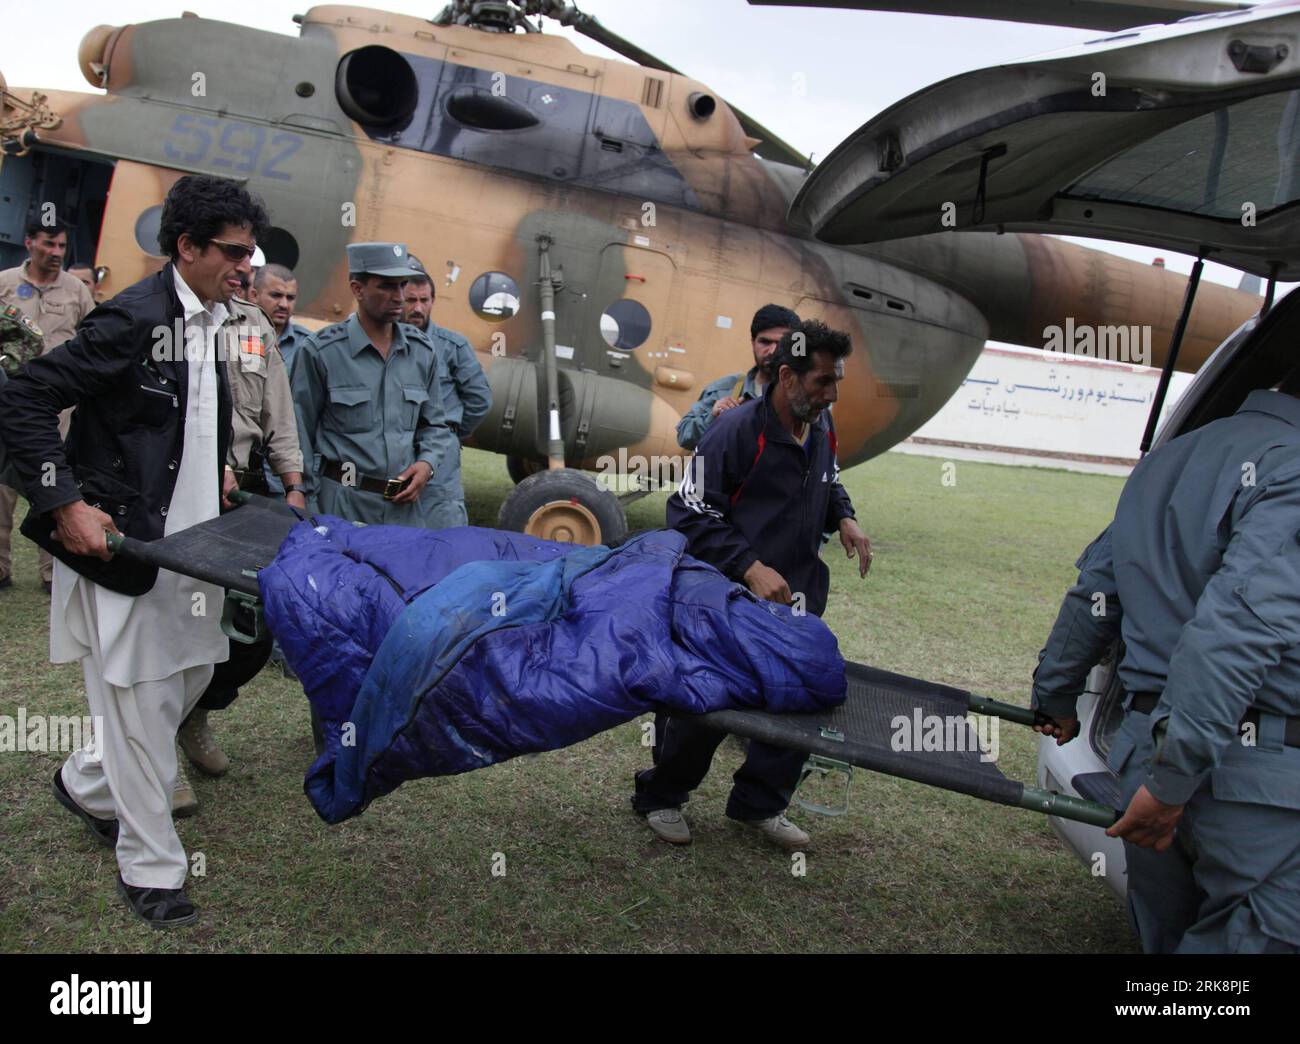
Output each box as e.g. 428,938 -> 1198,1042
78,25 -> 127,89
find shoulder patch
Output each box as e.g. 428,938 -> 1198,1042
429,322 -> 472,349
403,325 -> 438,351
312,321 -> 349,344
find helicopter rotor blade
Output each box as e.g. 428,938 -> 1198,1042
744,0 -> 1252,32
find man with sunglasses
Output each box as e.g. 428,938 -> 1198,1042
290,242 -> 455,526
0,175 -> 269,928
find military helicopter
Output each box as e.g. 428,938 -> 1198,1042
0,0 -> 1262,544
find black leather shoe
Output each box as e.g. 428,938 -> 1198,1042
0,574 -> 12,590
117,876 -> 198,928
51,767 -> 119,848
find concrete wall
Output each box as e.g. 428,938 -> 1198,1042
897,343 -> 1194,476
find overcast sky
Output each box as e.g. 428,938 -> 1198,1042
1,0 -> 1273,290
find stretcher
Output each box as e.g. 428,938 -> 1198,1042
105,495 -> 1119,828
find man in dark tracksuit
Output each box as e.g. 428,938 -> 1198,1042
633,320 -> 873,850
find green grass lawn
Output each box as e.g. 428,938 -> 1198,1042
0,448 -> 1135,953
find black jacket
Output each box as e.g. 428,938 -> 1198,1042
0,264 -> 232,595
666,384 -> 856,617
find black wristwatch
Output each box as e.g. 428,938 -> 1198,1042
284,483 -> 308,495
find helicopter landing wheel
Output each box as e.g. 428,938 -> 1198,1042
506,454 -> 546,485
497,467 -> 628,547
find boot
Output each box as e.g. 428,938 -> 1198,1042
178,708 -> 230,776
172,760 -> 199,817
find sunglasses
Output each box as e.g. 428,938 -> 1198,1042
208,239 -> 257,262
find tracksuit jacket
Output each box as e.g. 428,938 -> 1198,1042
666,383 -> 856,617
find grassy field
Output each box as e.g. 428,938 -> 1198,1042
0,448 -> 1135,953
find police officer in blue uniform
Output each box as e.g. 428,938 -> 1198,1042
290,243 -> 456,526
400,266 -> 491,528
1033,381 -> 1300,953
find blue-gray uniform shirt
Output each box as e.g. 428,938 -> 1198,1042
276,321 -> 311,376
265,321 -> 314,493
1033,389 -> 1300,806
675,366 -> 765,451
290,313 -> 453,504
424,321 -> 492,439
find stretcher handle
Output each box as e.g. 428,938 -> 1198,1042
104,531 -> 125,556
966,694 -> 1120,826
101,489 -> 261,557
966,692 -> 1042,728
1019,786 -> 1119,828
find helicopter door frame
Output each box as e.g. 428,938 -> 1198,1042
0,145 -> 115,276
585,242 -> 678,375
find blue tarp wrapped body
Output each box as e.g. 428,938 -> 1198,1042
260,520 -> 847,823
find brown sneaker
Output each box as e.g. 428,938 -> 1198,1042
172,761 -> 199,817
178,708 -> 230,776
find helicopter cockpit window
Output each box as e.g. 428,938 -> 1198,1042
469,272 -> 520,322
446,89 -> 541,132
134,205 -> 164,257
600,299 -> 651,350
335,46 -> 419,130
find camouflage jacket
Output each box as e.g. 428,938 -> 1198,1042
0,303 -> 44,378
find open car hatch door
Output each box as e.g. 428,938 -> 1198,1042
791,1 -> 1300,278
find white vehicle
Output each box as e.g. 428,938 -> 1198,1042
787,0 -> 1300,898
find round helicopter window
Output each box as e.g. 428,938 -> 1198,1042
469,271 -> 520,322
600,298 -> 651,350
134,205 -> 164,256
261,226 -> 300,270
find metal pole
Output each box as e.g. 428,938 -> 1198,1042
1019,786 -> 1119,827
963,696 -> 1120,825
1140,256 -> 1204,455
966,692 -> 1038,727
536,235 -> 565,469
1263,262 -> 1280,315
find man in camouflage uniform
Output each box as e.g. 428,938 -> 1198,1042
0,306 -> 45,488
0,217 -> 96,591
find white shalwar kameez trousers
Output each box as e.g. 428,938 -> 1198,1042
54,269 -> 228,889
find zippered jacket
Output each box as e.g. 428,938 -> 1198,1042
667,383 -> 856,617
